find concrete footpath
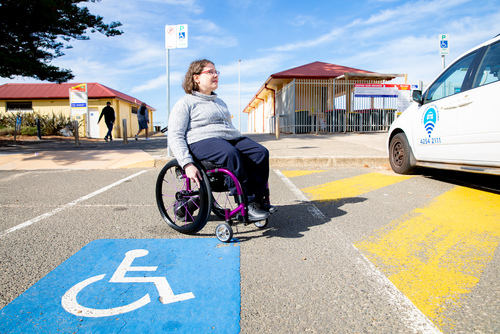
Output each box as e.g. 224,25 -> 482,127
0,132 -> 389,170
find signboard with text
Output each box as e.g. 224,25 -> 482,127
69,84 -> 88,116
439,34 -> 449,55
165,24 -> 188,49
354,84 -> 418,114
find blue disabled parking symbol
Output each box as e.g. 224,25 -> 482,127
0,239 -> 240,333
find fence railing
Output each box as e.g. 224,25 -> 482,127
272,79 -> 404,134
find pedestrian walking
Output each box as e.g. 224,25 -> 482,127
98,101 -> 115,142
135,102 -> 150,140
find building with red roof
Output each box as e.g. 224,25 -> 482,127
243,61 -> 406,134
0,82 -> 155,139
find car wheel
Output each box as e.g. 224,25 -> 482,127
389,133 -> 415,175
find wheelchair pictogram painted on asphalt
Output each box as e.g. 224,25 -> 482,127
62,249 -> 195,317
0,239 -> 240,333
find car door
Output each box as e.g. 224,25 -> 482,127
413,50 -> 479,162
455,40 -> 500,164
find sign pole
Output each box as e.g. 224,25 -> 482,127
166,48 -> 172,157
165,24 -> 187,157
238,59 -> 241,132
439,34 -> 449,70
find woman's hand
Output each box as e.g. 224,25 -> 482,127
184,163 -> 201,188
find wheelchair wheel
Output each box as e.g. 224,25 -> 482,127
254,219 -> 268,229
215,223 -> 233,243
156,159 -> 211,234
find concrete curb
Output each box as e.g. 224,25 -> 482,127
154,156 -> 389,168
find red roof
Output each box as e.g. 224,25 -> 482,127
271,61 -> 373,79
0,83 -> 154,109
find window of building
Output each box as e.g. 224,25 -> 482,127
131,106 -> 138,114
6,101 -> 33,112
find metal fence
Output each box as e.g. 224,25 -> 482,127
271,79 -> 402,134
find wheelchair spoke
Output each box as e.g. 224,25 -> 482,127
155,160 -> 210,234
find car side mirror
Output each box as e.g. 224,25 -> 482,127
412,90 -> 423,105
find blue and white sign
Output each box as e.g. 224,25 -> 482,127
165,24 -> 188,49
439,34 -> 449,55
0,239 -> 240,333
176,24 -> 188,48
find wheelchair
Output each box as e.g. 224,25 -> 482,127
155,159 -> 271,243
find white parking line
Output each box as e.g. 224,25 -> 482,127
0,170 -> 148,239
274,169 -> 441,334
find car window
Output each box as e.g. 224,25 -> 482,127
473,41 -> 500,88
424,51 -> 477,104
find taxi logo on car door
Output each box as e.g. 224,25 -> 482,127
420,105 -> 441,144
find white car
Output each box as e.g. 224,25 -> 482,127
387,34 -> 500,175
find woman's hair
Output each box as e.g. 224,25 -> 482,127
182,59 -> 214,94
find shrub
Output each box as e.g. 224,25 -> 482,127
0,111 -> 73,136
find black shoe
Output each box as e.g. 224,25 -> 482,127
104,137 -> 108,142
110,137 -> 113,141
259,201 -> 278,214
247,202 -> 270,222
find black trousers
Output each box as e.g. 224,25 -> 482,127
189,137 -> 269,203
105,121 -> 114,139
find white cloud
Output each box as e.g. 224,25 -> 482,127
264,28 -> 344,52
130,71 -> 184,93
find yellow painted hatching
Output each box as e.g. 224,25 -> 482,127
301,172 -> 413,201
355,186 -> 500,329
281,170 -> 327,178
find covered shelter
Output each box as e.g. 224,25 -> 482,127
0,82 -> 155,139
243,61 -> 407,134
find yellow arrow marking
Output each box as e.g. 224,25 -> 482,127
302,172 -> 413,201
355,186 -> 500,329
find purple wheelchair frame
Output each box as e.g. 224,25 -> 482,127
206,167 -> 247,222
184,164 -> 270,225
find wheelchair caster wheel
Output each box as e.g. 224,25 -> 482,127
254,218 -> 268,229
215,223 -> 233,243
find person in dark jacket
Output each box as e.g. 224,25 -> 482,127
98,101 -> 116,141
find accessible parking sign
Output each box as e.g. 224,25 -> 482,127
0,239 -> 240,333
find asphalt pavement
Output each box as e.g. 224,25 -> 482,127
0,132 -> 389,170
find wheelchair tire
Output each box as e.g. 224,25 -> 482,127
215,223 -> 233,243
156,159 -> 212,234
254,218 -> 268,229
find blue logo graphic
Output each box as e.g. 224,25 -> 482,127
423,107 -> 437,138
0,239 -> 241,333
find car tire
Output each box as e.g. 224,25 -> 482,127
389,133 -> 415,175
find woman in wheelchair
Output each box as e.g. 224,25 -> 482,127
167,59 -> 277,222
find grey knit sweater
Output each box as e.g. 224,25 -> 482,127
168,91 -> 241,168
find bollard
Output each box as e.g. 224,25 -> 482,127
275,114 -> 280,140
122,119 -> 128,144
36,119 -> 42,140
14,116 -> 22,144
73,120 -> 80,146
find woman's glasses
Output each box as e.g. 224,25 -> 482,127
200,69 -> 220,76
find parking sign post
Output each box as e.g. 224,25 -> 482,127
439,34 -> 449,69
165,24 -> 188,157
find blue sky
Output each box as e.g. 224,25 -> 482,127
2,0 -> 500,131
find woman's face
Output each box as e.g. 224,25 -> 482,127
194,62 -> 219,95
